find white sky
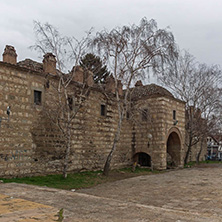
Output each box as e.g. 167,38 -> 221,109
0,0 -> 222,72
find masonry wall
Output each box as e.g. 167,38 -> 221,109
132,96 -> 185,170
31,87 -> 133,175
0,61 -> 187,178
186,138 -> 207,162
0,63 -> 45,177
0,62 -> 133,177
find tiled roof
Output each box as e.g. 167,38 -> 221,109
129,83 -> 173,100
17,59 -> 43,73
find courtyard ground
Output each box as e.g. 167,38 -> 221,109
0,164 -> 222,221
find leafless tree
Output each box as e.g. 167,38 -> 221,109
159,50 -> 222,164
31,21 -> 92,178
92,18 -> 178,176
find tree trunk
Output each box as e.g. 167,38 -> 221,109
103,111 -> 123,176
103,143 -> 116,176
184,135 -> 192,164
196,137 -> 204,164
63,128 -> 71,178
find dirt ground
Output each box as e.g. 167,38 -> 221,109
1,164 -> 222,221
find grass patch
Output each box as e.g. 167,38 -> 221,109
118,166 -> 160,174
0,167 -> 162,190
0,170 -> 105,190
184,161 -> 196,168
184,160 -> 222,168
204,160 -> 222,164
56,208 -> 64,222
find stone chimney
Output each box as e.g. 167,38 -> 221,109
86,70 -> 94,86
43,53 -> 56,75
105,75 -> 115,94
73,66 -> 84,83
135,80 -> 143,87
2,45 -> 17,64
195,108 -> 201,119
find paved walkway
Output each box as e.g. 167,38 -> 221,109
0,164 -> 222,221
0,193 -> 59,221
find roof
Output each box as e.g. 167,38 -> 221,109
17,59 -> 43,73
129,83 -> 174,100
17,59 -> 64,76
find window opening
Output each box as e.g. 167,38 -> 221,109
68,96 -> 73,110
173,110 -> 176,120
101,104 -> 106,116
142,109 -> 148,121
34,90 -> 42,105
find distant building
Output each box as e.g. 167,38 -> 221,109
207,136 -> 222,160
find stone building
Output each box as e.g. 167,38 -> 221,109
0,45 -> 192,177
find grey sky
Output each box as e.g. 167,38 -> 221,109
0,0 -> 222,71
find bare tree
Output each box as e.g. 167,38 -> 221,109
92,18 -> 178,176
31,21 -> 92,178
159,50 -> 222,164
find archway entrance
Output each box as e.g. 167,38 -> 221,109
167,132 -> 181,167
133,152 -> 151,167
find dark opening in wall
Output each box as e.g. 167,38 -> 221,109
142,109 -> 148,121
34,90 -> 42,105
101,104 -> 106,116
173,110 -> 176,120
126,111 -> 130,120
68,96 -> 73,110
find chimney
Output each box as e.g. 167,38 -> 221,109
105,75 -> 115,94
43,53 -> 56,75
73,66 -> 84,83
135,80 -> 143,87
2,45 -> 17,64
85,70 -> 94,86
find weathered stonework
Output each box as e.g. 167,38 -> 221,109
0,45 -> 194,178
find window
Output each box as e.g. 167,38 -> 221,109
142,109 -> 148,121
126,111 -> 130,120
101,104 -> 106,116
173,110 -> 176,120
68,96 -> 73,110
34,90 -> 42,105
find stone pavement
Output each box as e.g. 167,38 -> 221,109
0,193 -> 59,221
0,164 -> 222,221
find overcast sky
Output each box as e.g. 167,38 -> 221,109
0,0 -> 222,73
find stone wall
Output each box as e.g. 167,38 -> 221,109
0,63 -> 45,177
131,95 -> 185,170
0,52 -> 188,178
0,62 -> 133,177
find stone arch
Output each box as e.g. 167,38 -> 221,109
166,127 -> 182,167
133,152 -> 152,167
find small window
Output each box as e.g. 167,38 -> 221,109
142,109 -> 148,121
173,110 -> 176,120
101,104 -> 106,116
34,90 -> 42,105
126,111 -> 130,120
68,96 -> 73,110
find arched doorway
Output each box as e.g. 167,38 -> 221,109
133,152 -> 151,167
167,132 -> 181,167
